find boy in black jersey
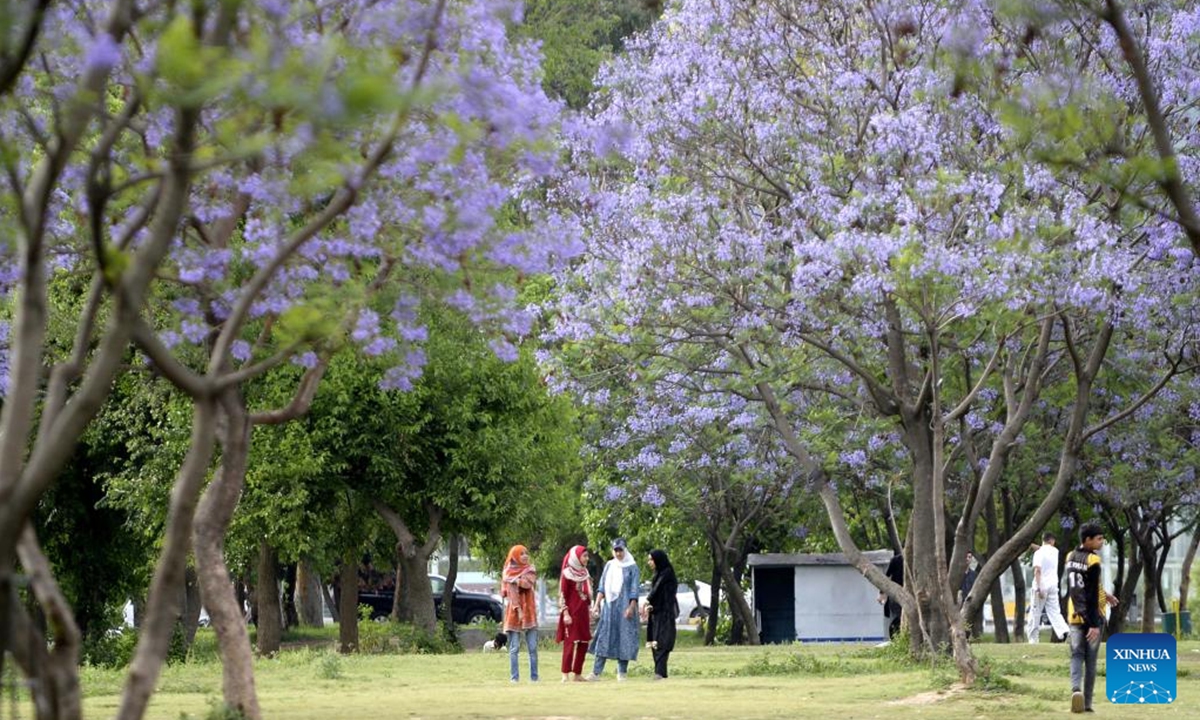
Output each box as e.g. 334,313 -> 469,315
1065,522 -> 1119,713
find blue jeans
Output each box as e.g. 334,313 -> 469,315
592,656 -> 628,676
508,629 -> 538,681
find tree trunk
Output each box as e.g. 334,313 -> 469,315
442,534 -> 461,640
1010,558 -> 1028,643
132,596 -> 146,629
984,499 -> 1009,642
281,562 -> 299,631
988,576 -> 1008,643
338,558 -> 359,654
1001,489 -> 1027,642
296,558 -> 325,627
256,540 -> 283,656
235,578 -> 248,624
193,391 -> 261,720
398,552 -> 437,634
118,398 -> 218,720
5,597 -> 64,720
904,428 -> 954,655
1141,555 -> 1156,633
393,554 -> 411,623
718,557 -> 758,646
246,582 -> 258,627
1179,529 -> 1200,612
704,562 -> 721,646
14,525 -> 84,720
882,491 -> 902,554
729,548 -> 755,645
1154,529 -> 1171,613
374,500 -> 442,634
322,578 -> 340,625
182,564 -> 202,649
1108,544 -> 1142,635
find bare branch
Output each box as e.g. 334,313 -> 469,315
248,356 -> 330,425
131,319 -> 215,398
213,339 -> 307,390
0,0 -> 52,95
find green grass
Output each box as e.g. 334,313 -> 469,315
63,632 -> 1200,718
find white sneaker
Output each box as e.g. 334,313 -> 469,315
617,673 -> 627,683
584,674 -> 600,682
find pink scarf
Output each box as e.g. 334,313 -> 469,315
561,544 -> 592,601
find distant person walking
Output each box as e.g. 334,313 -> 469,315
501,544 -> 539,682
1066,522 -> 1119,713
556,545 -> 593,682
1027,533 -> 1070,643
643,549 -> 678,680
587,538 -> 640,681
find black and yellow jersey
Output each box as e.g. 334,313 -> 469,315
1066,547 -> 1104,628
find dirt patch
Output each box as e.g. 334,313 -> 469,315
886,683 -> 968,705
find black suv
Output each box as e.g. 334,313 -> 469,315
358,574 -> 502,624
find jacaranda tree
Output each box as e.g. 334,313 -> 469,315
0,1 -> 579,718
550,0 -> 1200,682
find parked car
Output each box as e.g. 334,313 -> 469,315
358,574 -> 503,624
638,580 -> 711,622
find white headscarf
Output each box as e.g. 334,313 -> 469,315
603,549 -> 637,601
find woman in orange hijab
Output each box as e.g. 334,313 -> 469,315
556,545 -> 593,681
501,544 -> 539,682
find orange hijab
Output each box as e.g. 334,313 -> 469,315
504,544 -> 536,583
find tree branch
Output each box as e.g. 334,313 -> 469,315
1101,0 -> 1200,253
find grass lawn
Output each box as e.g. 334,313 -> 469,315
69,628 -> 1200,719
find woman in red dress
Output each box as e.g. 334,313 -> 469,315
556,545 -> 593,682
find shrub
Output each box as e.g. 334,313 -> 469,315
357,619 -> 459,655
82,629 -> 139,669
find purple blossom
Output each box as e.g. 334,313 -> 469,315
352,309 -> 381,343
85,33 -> 121,73
840,449 -> 868,469
641,484 -> 665,507
364,336 -> 397,356
231,340 -> 252,362
291,352 -> 318,369
488,337 -> 519,362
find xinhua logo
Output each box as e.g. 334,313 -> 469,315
1107,633 -> 1176,705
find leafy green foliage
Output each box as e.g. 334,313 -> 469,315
515,0 -> 660,108
307,303 -> 581,565
82,628 -> 140,670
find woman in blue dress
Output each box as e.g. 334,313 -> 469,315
586,537 -> 640,681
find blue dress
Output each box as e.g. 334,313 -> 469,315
588,561 -> 640,661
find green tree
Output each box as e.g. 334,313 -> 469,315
308,305 -> 580,634
516,0 -> 660,108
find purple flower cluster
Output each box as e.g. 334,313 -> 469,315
0,0 -> 593,399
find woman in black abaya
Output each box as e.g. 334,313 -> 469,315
643,549 -> 678,680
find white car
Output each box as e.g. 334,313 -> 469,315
676,581 -> 712,622
640,580 -> 711,622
